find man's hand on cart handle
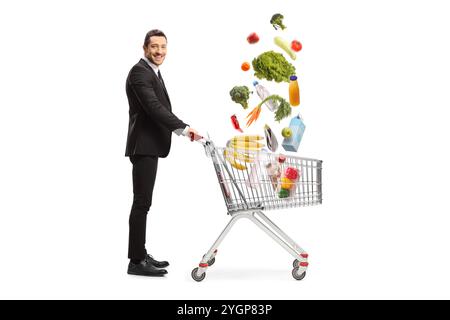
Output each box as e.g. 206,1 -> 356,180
188,128 -> 203,142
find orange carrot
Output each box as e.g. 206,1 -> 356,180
245,105 -> 262,127
246,108 -> 256,118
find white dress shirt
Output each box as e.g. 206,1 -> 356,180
142,56 -> 189,136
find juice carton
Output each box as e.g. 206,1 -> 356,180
282,114 -> 306,152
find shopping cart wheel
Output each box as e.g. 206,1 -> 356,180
292,267 -> 306,281
191,268 -> 206,282
203,254 -> 216,267
293,259 -> 299,267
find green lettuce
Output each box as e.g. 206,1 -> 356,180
252,51 -> 296,83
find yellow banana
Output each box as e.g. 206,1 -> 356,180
230,159 -> 247,170
227,140 -> 265,150
227,143 -> 264,152
223,150 -> 247,170
225,150 -> 254,163
228,145 -> 263,152
230,135 -> 264,143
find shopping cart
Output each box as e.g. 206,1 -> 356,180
189,133 -> 323,281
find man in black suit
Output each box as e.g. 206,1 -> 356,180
125,29 -> 199,276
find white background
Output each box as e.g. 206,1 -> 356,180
1,0 -> 450,300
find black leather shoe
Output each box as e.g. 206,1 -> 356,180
145,254 -> 170,268
127,260 -> 168,277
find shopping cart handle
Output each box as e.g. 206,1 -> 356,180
189,132 -> 214,157
189,131 -> 204,142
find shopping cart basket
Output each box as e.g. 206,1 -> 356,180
190,134 -> 323,281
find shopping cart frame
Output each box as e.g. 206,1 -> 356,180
190,135 -> 322,281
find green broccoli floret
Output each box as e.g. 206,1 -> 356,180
270,13 -> 286,30
229,86 -> 252,109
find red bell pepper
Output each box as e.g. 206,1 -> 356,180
247,32 -> 260,44
231,115 -> 243,132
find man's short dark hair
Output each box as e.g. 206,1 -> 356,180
144,29 -> 167,47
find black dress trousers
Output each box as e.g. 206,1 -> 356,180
128,155 -> 158,260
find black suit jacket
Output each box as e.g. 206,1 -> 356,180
125,59 -> 187,157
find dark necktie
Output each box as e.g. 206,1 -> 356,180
157,70 -> 166,88
157,69 -> 170,103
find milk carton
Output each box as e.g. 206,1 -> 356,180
282,114 -> 306,152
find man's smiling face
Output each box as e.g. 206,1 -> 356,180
144,36 -> 167,66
